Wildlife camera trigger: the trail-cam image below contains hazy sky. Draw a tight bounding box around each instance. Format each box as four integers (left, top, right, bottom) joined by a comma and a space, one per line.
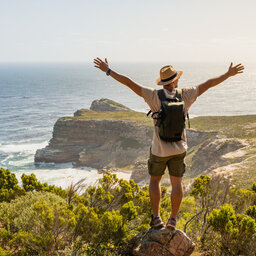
1, 0, 255, 63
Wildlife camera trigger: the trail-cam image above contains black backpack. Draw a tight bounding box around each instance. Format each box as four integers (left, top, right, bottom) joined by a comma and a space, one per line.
147, 89, 190, 142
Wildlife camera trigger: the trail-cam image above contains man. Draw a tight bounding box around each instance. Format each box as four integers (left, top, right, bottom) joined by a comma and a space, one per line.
93, 57, 244, 229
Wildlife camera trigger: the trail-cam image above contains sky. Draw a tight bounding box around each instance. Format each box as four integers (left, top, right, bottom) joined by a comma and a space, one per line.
0, 0, 256, 63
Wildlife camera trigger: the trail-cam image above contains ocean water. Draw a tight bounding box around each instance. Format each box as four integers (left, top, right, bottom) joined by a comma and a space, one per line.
0, 62, 255, 188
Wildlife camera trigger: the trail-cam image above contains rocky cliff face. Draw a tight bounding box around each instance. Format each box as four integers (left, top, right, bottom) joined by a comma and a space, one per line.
35, 99, 152, 169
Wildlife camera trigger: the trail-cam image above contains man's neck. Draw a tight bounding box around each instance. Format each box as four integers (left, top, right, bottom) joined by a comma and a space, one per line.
163, 85, 176, 91
164, 88, 176, 94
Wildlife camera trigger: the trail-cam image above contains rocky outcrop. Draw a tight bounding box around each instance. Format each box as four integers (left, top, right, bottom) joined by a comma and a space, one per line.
129, 227, 195, 256
35, 117, 152, 168
186, 137, 247, 177
35, 99, 152, 168
90, 98, 131, 112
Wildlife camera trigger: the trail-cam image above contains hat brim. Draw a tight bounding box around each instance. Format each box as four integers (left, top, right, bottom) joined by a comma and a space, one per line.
156, 71, 183, 86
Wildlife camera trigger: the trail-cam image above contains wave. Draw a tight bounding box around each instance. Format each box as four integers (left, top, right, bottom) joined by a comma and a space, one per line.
0, 141, 48, 154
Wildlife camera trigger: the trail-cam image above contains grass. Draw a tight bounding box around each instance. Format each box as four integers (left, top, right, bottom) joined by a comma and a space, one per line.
62, 112, 256, 139
60, 111, 153, 126
190, 115, 256, 139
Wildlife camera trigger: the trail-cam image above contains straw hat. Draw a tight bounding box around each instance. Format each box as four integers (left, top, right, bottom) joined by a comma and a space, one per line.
156, 65, 183, 86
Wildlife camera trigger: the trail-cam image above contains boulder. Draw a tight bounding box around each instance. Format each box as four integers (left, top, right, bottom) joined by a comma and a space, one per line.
130, 227, 195, 256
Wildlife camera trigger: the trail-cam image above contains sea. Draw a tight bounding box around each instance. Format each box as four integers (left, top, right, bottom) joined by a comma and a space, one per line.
0, 62, 255, 189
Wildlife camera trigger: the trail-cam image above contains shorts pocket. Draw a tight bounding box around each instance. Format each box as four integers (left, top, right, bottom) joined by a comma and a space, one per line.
148, 160, 166, 176
167, 152, 186, 177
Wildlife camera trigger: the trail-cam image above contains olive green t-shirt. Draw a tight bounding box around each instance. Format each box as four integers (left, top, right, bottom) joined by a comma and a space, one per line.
141, 86, 199, 157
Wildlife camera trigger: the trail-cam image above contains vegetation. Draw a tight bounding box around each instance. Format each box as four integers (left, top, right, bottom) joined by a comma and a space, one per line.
190, 115, 256, 139
0, 167, 255, 255
61, 110, 152, 126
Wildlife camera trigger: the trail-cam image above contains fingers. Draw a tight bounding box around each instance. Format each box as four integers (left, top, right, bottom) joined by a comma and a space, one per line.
94, 57, 109, 66
229, 62, 245, 74
94, 61, 100, 66
94, 58, 101, 64
235, 64, 244, 72
234, 63, 242, 68
96, 57, 103, 62
93, 58, 99, 62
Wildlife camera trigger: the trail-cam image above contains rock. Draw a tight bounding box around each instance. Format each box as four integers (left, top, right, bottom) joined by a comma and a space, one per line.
130, 227, 195, 256
187, 138, 246, 177
35, 116, 153, 168
90, 98, 132, 112
73, 109, 91, 117
130, 160, 149, 184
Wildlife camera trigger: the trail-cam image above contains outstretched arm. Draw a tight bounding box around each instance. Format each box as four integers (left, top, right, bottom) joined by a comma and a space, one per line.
197, 62, 245, 96
93, 57, 143, 97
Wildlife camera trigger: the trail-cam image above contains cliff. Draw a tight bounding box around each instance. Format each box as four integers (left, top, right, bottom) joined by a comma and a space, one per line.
35, 99, 153, 169
35, 99, 256, 188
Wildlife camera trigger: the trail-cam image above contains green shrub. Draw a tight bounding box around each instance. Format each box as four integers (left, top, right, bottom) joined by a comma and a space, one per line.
100, 210, 127, 244
246, 205, 256, 220
21, 173, 66, 198
0, 247, 12, 256
252, 182, 256, 192
121, 201, 139, 221
0, 168, 25, 202
208, 204, 256, 255
190, 175, 211, 197
0, 191, 76, 255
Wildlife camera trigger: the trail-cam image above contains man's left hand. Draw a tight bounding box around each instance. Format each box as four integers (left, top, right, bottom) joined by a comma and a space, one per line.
227, 62, 244, 76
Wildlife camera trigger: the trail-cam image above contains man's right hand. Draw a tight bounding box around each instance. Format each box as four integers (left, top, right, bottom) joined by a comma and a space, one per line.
93, 57, 109, 72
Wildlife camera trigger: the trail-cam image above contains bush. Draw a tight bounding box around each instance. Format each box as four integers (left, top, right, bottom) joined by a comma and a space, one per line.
21, 173, 66, 198
0, 191, 76, 255
0, 168, 25, 202
208, 204, 256, 255
2, 168, 256, 255
246, 205, 256, 220
121, 201, 139, 221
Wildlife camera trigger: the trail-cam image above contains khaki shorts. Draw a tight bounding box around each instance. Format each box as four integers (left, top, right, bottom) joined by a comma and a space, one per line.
147, 149, 186, 177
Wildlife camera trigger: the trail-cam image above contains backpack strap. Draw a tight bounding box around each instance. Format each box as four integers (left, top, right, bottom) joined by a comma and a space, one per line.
175, 89, 182, 101
157, 89, 167, 102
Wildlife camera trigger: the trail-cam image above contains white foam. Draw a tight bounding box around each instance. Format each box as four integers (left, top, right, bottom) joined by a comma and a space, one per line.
0, 141, 48, 154
1, 153, 14, 164
8, 155, 34, 166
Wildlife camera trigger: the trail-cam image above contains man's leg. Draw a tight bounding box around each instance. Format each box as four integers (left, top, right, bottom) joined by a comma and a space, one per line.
169, 176, 183, 219
149, 175, 162, 218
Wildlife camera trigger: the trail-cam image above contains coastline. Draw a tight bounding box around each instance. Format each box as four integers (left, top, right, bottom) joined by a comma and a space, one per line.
1, 96, 256, 190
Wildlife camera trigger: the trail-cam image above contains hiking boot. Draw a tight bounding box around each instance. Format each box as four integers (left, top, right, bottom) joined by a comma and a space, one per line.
166, 217, 177, 230
150, 214, 164, 229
